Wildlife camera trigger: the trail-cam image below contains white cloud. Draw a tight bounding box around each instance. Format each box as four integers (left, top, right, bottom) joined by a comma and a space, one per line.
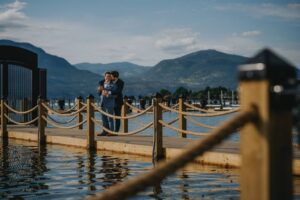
0, 0, 27, 29
0, 1, 299, 67
216, 3, 300, 20
155, 29, 200, 54
241, 30, 261, 37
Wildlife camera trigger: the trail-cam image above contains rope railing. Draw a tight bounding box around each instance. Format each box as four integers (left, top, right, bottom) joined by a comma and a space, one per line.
88, 107, 258, 200
4, 103, 38, 115
184, 116, 216, 129
159, 120, 208, 136
92, 117, 153, 136
159, 103, 240, 117
131, 118, 153, 127
42, 116, 87, 129
125, 102, 150, 113
165, 117, 179, 125
80, 102, 87, 107
184, 102, 215, 113
171, 103, 179, 109
131, 117, 178, 128
4, 114, 38, 126
92, 103, 154, 120
51, 103, 78, 114
47, 114, 78, 125
42, 103, 87, 117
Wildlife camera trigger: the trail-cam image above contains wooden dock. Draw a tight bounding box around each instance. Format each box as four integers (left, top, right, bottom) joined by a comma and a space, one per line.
6, 125, 300, 175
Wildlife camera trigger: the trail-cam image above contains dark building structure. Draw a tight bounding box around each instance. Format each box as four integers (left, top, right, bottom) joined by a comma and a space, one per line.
0, 45, 47, 121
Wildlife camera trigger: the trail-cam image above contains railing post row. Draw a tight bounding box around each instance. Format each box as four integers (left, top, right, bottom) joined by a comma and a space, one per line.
1, 98, 8, 138
38, 98, 46, 145
76, 96, 83, 130
86, 95, 95, 149
122, 96, 128, 133
239, 49, 296, 200
153, 93, 163, 161
178, 96, 186, 138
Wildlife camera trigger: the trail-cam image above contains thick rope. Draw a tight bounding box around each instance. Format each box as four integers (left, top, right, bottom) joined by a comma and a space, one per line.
47, 114, 78, 124
93, 103, 154, 120
159, 120, 208, 136
52, 103, 78, 114
43, 103, 87, 117
184, 116, 216, 129
42, 116, 87, 129
171, 103, 179, 109
80, 102, 87, 107
184, 102, 215, 113
98, 122, 153, 136
159, 103, 239, 117
131, 118, 153, 128
125, 102, 145, 113
4, 103, 38, 115
4, 114, 38, 125
91, 117, 102, 124
88, 107, 258, 200
167, 117, 179, 125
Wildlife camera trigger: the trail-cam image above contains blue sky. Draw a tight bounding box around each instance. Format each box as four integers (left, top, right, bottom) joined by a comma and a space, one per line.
0, 0, 300, 66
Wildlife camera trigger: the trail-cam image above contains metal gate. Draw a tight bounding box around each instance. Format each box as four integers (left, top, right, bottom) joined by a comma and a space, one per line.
0, 45, 47, 122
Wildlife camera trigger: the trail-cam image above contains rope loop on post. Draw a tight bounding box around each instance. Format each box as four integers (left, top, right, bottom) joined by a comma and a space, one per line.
4, 103, 38, 115
88, 107, 258, 200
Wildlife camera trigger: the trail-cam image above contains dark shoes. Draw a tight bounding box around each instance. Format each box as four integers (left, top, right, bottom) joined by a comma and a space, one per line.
97, 132, 116, 136
97, 132, 107, 136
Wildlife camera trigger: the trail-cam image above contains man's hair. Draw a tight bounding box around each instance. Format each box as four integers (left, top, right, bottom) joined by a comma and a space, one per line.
104, 71, 111, 76
111, 71, 119, 78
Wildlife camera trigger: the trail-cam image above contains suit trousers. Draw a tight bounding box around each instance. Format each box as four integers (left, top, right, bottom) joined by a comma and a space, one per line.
102, 106, 114, 133
114, 105, 122, 132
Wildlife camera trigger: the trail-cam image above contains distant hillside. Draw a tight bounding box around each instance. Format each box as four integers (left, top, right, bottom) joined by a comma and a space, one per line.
0, 40, 254, 97
0, 40, 100, 98
74, 62, 149, 78
142, 49, 248, 91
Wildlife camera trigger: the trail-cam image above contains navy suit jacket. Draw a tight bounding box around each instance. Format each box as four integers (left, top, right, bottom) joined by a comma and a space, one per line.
112, 79, 124, 107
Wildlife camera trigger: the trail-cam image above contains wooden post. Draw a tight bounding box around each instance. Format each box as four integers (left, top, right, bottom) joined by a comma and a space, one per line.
76, 96, 83, 130
0, 98, 8, 138
38, 98, 46, 145
122, 96, 128, 133
153, 93, 164, 161
21, 98, 28, 122
239, 49, 296, 200
178, 96, 187, 138
86, 95, 95, 149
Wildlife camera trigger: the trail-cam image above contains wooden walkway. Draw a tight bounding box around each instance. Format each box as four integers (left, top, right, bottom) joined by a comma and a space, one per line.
6, 125, 300, 175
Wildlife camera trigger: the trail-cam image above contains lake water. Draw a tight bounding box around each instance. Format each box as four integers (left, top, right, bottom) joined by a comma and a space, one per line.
2, 109, 300, 199
0, 139, 242, 199
1, 139, 300, 199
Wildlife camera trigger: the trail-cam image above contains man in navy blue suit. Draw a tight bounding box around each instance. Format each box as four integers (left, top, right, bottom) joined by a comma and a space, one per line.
111, 71, 124, 132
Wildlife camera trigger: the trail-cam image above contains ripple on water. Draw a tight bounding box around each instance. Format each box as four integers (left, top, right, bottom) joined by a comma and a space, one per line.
1, 139, 300, 199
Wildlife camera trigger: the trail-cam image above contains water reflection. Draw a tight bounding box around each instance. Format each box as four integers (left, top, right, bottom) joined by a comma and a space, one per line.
99, 155, 130, 189
0, 139, 49, 199
179, 172, 190, 200
1, 139, 299, 199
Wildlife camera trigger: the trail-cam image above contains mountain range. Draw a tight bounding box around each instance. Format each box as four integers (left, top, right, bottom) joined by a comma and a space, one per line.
0, 39, 250, 98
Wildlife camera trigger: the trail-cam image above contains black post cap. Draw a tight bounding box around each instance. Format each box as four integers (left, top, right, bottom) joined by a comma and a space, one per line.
87, 94, 94, 99
239, 48, 297, 111
239, 48, 297, 84
152, 92, 162, 99
179, 94, 186, 99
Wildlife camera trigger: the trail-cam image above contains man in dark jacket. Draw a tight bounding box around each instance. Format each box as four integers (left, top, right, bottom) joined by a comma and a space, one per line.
111, 71, 124, 132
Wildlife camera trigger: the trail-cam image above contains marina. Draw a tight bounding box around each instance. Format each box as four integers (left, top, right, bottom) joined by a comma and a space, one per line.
1, 27, 300, 199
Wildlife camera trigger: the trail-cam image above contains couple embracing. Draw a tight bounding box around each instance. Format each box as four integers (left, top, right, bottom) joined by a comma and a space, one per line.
97, 71, 124, 136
